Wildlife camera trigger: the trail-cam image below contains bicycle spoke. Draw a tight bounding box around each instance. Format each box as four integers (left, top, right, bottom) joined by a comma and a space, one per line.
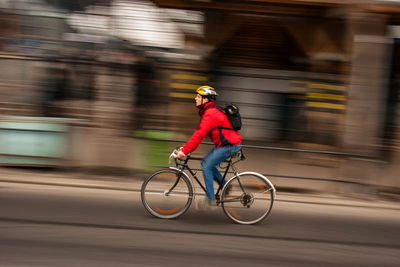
219, 196, 242, 203
145, 191, 192, 197
252, 187, 273, 199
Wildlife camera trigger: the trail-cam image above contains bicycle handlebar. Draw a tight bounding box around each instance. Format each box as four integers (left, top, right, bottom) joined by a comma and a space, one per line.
169, 148, 192, 165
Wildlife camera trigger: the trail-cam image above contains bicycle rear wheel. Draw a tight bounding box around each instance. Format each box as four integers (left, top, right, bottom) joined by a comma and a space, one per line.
221, 172, 275, 224
141, 168, 193, 219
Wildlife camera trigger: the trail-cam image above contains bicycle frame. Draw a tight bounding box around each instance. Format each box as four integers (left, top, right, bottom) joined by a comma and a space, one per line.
142, 150, 275, 224
171, 154, 240, 203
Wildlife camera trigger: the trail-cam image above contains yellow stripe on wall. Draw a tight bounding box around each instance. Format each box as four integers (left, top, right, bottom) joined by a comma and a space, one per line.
171, 74, 208, 81
307, 93, 346, 101
170, 83, 199, 90
169, 92, 196, 99
306, 102, 346, 110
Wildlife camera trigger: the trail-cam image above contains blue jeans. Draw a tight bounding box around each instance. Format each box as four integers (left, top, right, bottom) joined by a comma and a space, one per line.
201, 143, 242, 200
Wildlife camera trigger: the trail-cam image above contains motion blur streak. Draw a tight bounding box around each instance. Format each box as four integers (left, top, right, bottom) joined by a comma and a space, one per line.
1, 0, 400, 265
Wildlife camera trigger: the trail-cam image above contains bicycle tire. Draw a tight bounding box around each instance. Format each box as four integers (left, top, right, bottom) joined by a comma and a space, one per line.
141, 168, 193, 219
221, 172, 275, 224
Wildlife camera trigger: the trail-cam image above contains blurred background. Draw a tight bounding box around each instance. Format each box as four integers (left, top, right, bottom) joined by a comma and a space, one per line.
1, 0, 400, 197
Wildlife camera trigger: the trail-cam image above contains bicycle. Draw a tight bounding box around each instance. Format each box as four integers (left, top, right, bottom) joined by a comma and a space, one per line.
140, 148, 276, 224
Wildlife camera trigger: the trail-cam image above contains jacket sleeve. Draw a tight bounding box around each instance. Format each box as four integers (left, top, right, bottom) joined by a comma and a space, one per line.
181, 111, 218, 155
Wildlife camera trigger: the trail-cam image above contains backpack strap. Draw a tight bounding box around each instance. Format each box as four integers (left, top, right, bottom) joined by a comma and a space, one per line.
213, 107, 235, 131
217, 127, 233, 146
212, 106, 237, 146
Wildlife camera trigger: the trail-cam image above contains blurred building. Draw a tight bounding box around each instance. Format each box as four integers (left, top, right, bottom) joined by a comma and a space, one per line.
1, 0, 400, 190
152, 0, 398, 154
151, 0, 400, 190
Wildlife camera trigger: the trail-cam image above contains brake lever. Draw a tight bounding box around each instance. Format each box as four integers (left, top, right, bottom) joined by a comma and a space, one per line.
169, 149, 178, 164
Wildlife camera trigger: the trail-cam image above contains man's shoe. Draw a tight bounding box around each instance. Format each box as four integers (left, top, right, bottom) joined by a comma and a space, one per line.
196, 197, 217, 211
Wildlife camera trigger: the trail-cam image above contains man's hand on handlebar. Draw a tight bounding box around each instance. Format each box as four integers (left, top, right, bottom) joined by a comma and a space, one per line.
169, 147, 186, 164
176, 148, 186, 159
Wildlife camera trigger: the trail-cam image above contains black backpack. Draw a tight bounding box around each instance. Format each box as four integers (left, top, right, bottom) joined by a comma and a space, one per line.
220, 103, 242, 131
216, 103, 242, 146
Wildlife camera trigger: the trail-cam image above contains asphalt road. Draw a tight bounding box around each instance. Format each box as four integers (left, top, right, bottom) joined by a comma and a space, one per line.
0, 181, 399, 266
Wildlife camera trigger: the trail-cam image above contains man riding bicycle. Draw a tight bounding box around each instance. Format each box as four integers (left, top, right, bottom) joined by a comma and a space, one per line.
176, 85, 242, 208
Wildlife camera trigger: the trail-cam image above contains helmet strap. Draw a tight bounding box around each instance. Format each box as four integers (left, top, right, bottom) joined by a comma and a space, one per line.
201, 96, 209, 105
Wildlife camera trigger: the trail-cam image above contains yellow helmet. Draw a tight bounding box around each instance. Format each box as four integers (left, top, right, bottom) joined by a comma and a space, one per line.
196, 85, 218, 97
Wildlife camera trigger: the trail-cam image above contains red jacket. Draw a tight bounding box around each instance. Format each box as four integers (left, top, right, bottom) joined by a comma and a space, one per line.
181, 101, 242, 155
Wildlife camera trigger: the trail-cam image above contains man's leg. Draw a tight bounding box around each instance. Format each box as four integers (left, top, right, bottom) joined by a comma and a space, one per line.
201, 146, 232, 200
212, 167, 224, 186
212, 144, 242, 186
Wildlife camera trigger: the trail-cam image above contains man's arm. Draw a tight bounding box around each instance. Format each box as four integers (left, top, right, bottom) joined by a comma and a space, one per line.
180, 111, 217, 155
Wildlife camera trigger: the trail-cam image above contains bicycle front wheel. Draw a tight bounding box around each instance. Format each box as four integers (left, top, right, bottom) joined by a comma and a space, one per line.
141, 168, 193, 219
221, 172, 275, 224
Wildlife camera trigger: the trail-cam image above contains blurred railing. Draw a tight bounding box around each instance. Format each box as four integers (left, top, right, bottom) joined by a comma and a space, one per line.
138, 137, 386, 187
